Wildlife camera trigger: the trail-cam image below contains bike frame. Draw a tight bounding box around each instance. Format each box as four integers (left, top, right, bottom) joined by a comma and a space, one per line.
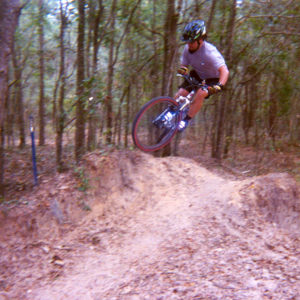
175, 90, 195, 114
131, 73, 209, 152
175, 73, 208, 116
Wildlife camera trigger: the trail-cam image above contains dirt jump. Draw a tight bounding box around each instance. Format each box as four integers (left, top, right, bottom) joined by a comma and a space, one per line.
0, 150, 299, 299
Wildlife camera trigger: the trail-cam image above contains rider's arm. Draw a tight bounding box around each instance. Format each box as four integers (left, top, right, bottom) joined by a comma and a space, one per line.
207, 65, 229, 96
218, 65, 229, 87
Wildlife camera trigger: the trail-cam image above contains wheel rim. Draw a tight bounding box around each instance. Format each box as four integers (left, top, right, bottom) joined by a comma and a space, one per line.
132, 98, 180, 152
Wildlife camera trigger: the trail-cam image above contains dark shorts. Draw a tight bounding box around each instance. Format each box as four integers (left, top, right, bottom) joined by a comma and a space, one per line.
179, 70, 219, 96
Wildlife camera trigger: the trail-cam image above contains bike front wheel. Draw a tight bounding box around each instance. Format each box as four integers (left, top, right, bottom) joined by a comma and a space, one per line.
132, 97, 181, 152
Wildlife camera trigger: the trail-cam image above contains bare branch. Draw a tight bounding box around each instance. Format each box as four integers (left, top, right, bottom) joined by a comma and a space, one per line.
113, 0, 142, 66
261, 31, 300, 37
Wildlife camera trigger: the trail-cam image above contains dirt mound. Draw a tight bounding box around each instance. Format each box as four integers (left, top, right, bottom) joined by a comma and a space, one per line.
237, 173, 300, 234
84, 150, 300, 235
83, 150, 152, 216
0, 150, 299, 299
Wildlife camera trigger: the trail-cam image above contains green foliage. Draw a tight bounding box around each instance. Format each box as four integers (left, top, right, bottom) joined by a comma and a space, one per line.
74, 166, 90, 192
277, 81, 292, 117
8, 0, 300, 159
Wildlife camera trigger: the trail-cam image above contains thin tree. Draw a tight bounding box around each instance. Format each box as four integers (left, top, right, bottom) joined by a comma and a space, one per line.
56, 0, 68, 170
206, 0, 217, 33
161, 0, 178, 96
0, 0, 21, 195
87, 0, 104, 150
161, 0, 178, 156
12, 42, 26, 148
38, 0, 45, 145
106, 0, 141, 144
212, 0, 236, 160
75, 0, 86, 162
105, 0, 117, 145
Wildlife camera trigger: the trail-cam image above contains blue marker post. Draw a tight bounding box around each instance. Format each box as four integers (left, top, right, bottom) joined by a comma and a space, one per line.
30, 115, 38, 186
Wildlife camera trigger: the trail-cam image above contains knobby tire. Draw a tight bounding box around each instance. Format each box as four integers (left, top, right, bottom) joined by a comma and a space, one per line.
132, 97, 181, 152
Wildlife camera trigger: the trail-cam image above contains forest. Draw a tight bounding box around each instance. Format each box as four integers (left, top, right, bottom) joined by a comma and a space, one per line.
0, 0, 299, 195
1, 1, 300, 297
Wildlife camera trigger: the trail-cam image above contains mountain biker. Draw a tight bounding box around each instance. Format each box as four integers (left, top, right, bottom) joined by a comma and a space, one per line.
176, 20, 229, 131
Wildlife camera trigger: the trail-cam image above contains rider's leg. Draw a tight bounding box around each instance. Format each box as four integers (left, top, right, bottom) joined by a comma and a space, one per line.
186, 88, 208, 118
175, 88, 189, 99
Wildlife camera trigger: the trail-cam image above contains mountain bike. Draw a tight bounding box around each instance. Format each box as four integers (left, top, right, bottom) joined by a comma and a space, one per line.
132, 74, 209, 152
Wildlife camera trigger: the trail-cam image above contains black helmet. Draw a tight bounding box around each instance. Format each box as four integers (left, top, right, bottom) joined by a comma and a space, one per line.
181, 20, 206, 42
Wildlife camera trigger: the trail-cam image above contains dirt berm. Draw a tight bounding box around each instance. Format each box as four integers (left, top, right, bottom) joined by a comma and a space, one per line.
0, 150, 299, 299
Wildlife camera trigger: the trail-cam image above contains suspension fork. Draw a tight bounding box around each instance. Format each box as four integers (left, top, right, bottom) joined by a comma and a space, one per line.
176, 90, 195, 112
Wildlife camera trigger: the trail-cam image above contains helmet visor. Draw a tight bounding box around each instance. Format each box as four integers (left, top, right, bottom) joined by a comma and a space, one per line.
181, 32, 194, 42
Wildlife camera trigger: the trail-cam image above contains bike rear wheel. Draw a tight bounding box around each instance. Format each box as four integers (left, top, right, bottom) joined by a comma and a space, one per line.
132, 97, 181, 152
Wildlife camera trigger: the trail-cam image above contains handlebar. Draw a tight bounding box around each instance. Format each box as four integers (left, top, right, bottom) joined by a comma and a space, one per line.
176, 73, 208, 90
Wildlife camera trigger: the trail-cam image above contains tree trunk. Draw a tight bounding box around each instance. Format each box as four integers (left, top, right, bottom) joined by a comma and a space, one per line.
75, 0, 86, 162
268, 77, 277, 145
5, 76, 15, 147
212, 0, 236, 160
87, 0, 104, 151
106, 0, 140, 145
124, 85, 131, 148
92, 0, 104, 75
106, 0, 117, 144
161, 0, 178, 157
56, 0, 67, 170
12, 44, 25, 148
38, 0, 45, 146
206, 0, 218, 33
0, 0, 20, 196
161, 0, 177, 96
150, 0, 160, 99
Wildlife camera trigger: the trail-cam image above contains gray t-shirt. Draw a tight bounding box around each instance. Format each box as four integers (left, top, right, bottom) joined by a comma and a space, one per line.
181, 41, 226, 79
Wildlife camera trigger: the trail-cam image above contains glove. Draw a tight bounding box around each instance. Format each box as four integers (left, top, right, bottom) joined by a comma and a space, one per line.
177, 66, 189, 75
208, 83, 223, 95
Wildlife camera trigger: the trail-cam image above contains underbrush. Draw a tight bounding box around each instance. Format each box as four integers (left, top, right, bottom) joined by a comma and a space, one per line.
2, 138, 299, 203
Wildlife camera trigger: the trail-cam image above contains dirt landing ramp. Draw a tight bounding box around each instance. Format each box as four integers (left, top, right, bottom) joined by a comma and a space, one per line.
237, 173, 300, 235
1, 150, 299, 299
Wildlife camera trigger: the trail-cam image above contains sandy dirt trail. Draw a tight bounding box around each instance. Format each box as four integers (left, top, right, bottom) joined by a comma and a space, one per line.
1, 151, 299, 299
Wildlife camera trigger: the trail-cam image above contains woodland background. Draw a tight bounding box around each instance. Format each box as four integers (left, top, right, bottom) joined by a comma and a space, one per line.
0, 0, 299, 195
